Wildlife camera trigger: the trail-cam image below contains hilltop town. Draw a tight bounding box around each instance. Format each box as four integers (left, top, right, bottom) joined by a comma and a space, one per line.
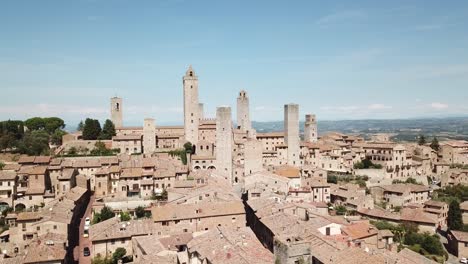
1, 66, 468, 264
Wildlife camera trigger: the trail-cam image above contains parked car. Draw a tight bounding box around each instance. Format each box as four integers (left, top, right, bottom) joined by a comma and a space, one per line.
84, 217, 91, 227
83, 247, 90, 257
460, 257, 468, 264
83, 229, 89, 238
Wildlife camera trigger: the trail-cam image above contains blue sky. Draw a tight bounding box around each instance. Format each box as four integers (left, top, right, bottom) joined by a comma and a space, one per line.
1, 0, 468, 127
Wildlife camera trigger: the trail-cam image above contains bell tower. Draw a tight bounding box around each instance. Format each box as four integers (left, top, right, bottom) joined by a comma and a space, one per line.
110, 97, 123, 128
183, 65, 199, 145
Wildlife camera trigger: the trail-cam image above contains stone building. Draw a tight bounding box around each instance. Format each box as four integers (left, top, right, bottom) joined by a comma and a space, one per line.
110, 96, 123, 128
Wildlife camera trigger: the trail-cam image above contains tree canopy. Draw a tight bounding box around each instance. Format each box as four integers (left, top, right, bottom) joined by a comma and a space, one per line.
82, 118, 102, 140
418, 135, 426, 146
430, 137, 440, 151
448, 200, 463, 231
99, 119, 116, 140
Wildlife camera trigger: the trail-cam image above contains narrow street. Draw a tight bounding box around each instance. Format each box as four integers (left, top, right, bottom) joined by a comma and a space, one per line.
74, 194, 95, 264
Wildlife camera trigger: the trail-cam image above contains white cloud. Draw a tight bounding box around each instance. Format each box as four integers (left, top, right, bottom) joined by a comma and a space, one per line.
430, 102, 449, 110
368, 104, 392, 110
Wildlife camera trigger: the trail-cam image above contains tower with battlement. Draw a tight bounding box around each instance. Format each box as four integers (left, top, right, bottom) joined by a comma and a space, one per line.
183, 65, 200, 145
285, 104, 300, 166
216, 106, 233, 183
304, 114, 318, 143
143, 118, 156, 154
110, 97, 123, 128
237, 90, 252, 134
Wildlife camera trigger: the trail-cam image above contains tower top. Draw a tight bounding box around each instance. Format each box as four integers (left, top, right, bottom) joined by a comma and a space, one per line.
238, 90, 248, 98
185, 65, 196, 78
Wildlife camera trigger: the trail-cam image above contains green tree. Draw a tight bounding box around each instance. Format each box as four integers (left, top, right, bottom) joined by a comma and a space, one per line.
112, 248, 127, 264
184, 141, 193, 154
18, 130, 50, 155
135, 206, 146, 219
120, 211, 131, 221
421, 234, 444, 255
327, 175, 338, 184
51, 129, 67, 145
90, 141, 116, 156
0, 162, 4, 170
43, 117, 65, 134
68, 146, 78, 156
0, 133, 16, 152
101, 206, 115, 222
24, 117, 45, 131
100, 119, 116, 140
418, 135, 426, 146
354, 161, 364, 169
405, 178, 418, 184
448, 200, 463, 230
82, 118, 102, 140
335, 205, 347, 215
430, 137, 440, 152
91, 255, 112, 264
77, 121, 84, 131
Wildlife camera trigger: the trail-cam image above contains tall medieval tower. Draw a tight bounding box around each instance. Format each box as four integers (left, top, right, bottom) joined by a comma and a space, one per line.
183, 65, 199, 145
216, 106, 233, 183
110, 97, 123, 128
304, 114, 318, 142
143, 118, 156, 154
237, 90, 252, 133
284, 104, 300, 166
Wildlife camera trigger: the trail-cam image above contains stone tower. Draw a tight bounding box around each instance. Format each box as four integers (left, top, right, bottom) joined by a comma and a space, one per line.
143, 118, 156, 154
215, 106, 233, 183
284, 104, 300, 166
304, 114, 318, 142
110, 97, 123, 128
237, 90, 252, 133
244, 139, 263, 176
183, 65, 199, 145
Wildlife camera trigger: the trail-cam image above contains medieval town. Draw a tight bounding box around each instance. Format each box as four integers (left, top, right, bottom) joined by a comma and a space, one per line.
0, 65, 467, 264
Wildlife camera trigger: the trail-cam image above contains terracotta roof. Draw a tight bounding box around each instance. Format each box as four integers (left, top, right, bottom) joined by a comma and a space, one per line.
342, 222, 378, 240
121, 167, 143, 178
187, 227, 273, 264
152, 201, 245, 222
379, 184, 430, 194
113, 135, 142, 140
58, 168, 76, 180
34, 156, 51, 164
274, 165, 300, 178
17, 212, 42, 221
400, 208, 437, 225
2, 163, 21, 171
23, 233, 67, 264
65, 186, 88, 202
424, 200, 447, 208
29, 166, 47, 175
18, 156, 35, 164
0, 171, 17, 181
109, 165, 121, 174
26, 186, 45, 195
256, 132, 284, 138
450, 230, 468, 242
73, 159, 101, 168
